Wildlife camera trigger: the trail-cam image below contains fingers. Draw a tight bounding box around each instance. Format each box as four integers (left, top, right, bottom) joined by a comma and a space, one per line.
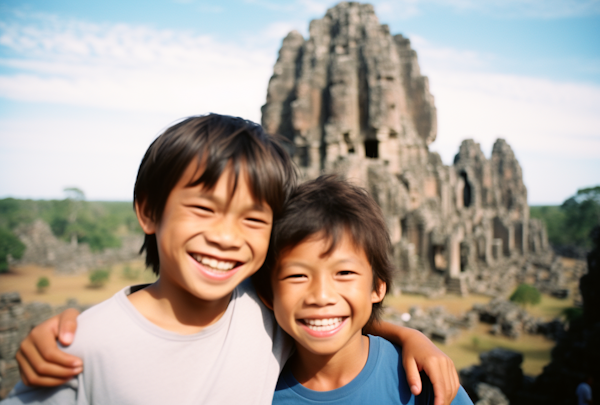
29, 316, 82, 368
16, 344, 78, 387
427, 357, 457, 405
15, 314, 83, 387
403, 354, 422, 396
449, 358, 460, 398
57, 308, 80, 346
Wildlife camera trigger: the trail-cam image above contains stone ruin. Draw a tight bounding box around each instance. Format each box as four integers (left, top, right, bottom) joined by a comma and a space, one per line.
261, 1, 552, 296
460, 348, 524, 405
0, 292, 89, 398
383, 298, 565, 346
12, 219, 143, 274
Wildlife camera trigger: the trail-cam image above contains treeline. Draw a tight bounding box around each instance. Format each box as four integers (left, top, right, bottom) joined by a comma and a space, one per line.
0, 190, 141, 271
530, 185, 600, 255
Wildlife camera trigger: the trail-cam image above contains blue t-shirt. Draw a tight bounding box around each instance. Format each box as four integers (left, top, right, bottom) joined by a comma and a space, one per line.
273, 335, 473, 405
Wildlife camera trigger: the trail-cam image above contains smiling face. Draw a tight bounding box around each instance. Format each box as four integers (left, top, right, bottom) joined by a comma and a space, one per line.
138, 161, 273, 305
271, 232, 386, 358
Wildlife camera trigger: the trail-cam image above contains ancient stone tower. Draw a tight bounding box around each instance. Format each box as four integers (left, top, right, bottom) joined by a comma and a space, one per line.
262, 2, 550, 296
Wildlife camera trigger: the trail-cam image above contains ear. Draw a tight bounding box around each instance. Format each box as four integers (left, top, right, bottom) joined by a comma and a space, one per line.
135, 200, 157, 235
371, 279, 387, 304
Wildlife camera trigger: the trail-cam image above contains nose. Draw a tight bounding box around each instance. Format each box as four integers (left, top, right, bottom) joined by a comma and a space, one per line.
204, 215, 243, 250
305, 275, 337, 307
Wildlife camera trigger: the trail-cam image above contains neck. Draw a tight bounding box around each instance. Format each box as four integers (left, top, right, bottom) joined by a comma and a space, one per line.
128, 278, 232, 334
291, 333, 370, 391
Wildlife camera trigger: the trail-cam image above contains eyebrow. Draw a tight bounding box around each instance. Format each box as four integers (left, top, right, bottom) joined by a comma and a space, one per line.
195, 190, 271, 213
281, 258, 361, 270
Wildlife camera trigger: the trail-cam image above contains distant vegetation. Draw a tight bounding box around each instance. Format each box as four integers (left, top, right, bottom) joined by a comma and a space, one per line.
510, 283, 541, 308
0, 227, 26, 271
0, 189, 141, 272
530, 185, 600, 253
36, 276, 50, 293
89, 268, 111, 288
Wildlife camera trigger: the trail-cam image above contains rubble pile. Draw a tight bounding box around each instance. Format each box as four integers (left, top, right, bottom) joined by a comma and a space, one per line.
460, 348, 527, 404
473, 382, 510, 405
472, 298, 565, 340
384, 305, 478, 344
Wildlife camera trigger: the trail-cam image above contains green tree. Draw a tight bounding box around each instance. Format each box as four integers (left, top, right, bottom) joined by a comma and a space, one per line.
0, 197, 138, 255
560, 186, 600, 250
510, 283, 542, 307
530, 185, 600, 252
63, 187, 85, 246
0, 227, 26, 272
36, 276, 50, 293
89, 268, 110, 288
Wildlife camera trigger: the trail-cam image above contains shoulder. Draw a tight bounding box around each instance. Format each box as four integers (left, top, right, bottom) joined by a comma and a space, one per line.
74, 286, 133, 326
60, 287, 137, 356
451, 386, 474, 405
234, 278, 290, 338
370, 335, 403, 368
232, 279, 275, 326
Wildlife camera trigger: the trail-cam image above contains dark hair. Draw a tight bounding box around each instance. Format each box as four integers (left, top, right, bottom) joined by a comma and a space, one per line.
253, 175, 394, 324
134, 113, 297, 275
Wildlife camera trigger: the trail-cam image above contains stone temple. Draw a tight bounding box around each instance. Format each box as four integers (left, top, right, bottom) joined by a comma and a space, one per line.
261, 2, 551, 296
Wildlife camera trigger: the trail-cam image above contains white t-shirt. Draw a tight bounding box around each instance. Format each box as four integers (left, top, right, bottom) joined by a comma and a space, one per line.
576, 382, 592, 405
3, 280, 293, 405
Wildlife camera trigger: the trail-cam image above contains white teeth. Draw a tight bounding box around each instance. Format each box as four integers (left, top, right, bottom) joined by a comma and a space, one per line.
303, 318, 343, 331
192, 254, 236, 272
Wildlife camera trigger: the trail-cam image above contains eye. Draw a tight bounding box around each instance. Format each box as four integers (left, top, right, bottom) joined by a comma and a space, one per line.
194, 205, 214, 213
283, 273, 307, 280
244, 213, 271, 227
246, 217, 267, 224
337, 270, 355, 277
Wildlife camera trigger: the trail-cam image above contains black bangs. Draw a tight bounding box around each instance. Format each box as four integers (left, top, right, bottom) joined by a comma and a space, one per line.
186, 120, 291, 219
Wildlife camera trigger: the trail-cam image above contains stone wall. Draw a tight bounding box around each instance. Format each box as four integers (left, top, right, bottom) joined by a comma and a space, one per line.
12, 219, 143, 274
261, 1, 551, 295
0, 292, 89, 398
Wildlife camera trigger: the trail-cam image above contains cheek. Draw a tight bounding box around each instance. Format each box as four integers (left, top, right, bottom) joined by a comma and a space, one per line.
272, 284, 295, 319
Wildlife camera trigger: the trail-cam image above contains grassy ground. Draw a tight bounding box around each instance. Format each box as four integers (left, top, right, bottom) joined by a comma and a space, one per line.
432, 324, 556, 376
0, 261, 157, 306
0, 258, 581, 376
385, 279, 576, 376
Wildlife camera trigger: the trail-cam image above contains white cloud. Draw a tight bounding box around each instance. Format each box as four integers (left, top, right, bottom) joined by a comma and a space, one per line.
297, 0, 329, 15
375, 0, 422, 19
420, 57, 600, 162
258, 21, 305, 42
1, 8, 598, 203
413, 38, 600, 203
0, 110, 172, 200
0, 13, 276, 122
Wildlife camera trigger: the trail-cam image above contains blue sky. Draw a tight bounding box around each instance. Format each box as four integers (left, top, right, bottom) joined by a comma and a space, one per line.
0, 0, 599, 204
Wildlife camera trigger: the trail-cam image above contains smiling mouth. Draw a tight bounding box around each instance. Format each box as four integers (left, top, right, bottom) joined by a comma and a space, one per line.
300, 317, 345, 332
191, 253, 239, 272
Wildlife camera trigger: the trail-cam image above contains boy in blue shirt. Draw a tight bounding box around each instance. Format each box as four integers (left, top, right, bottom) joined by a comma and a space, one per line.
254, 176, 473, 404
8, 114, 459, 405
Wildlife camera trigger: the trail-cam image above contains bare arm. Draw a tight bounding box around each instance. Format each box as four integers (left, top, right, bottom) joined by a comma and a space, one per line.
16, 308, 83, 386
365, 320, 459, 405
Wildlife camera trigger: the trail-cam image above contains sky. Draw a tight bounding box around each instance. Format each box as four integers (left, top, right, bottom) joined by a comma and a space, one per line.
0, 0, 599, 205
